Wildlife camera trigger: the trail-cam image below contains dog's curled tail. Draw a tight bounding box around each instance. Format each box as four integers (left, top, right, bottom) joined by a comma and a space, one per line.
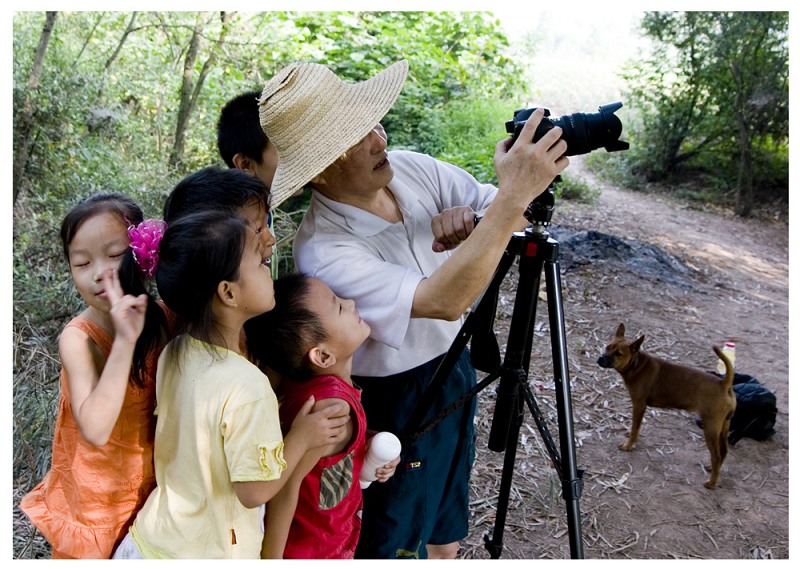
712, 345, 735, 390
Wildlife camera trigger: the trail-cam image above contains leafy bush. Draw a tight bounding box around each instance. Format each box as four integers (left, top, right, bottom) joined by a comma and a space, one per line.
555, 172, 600, 203
416, 96, 518, 184
616, 11, 788, 215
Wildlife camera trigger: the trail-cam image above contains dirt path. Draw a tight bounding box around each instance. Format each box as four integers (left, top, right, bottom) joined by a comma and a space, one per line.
462, 162, 789, 559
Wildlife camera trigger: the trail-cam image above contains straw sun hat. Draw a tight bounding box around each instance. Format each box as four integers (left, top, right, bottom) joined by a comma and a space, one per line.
258, 59, 409, 209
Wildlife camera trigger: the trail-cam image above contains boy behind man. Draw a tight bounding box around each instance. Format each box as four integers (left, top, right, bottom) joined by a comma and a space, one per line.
217, 90, 278, 190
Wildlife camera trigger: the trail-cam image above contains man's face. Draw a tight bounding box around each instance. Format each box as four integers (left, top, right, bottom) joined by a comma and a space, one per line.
315, 125, 393, 200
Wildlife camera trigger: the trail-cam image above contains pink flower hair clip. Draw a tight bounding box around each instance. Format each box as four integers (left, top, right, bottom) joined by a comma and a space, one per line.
127, 219, 167, 278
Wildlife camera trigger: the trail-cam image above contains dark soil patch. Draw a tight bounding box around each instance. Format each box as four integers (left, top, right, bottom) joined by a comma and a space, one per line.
550, 226, 698, 287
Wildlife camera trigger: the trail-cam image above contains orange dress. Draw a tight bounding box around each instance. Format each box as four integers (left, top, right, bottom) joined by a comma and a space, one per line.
20, 316, 158, 559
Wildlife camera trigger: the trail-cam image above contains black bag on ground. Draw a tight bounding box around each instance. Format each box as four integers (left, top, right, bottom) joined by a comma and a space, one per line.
728, 373, 777, 445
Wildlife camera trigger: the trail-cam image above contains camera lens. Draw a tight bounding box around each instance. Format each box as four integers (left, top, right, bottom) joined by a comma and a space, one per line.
506, 102, 629, 156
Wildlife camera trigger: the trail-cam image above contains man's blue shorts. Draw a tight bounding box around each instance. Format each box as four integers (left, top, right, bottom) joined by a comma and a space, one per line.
353, 349, 477, 559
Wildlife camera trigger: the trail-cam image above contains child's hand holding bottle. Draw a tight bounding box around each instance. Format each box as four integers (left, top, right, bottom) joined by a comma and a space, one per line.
360, 432, 402, 488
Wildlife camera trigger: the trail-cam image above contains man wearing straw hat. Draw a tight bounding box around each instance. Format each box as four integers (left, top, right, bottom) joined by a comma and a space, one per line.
259, 60, 568, 559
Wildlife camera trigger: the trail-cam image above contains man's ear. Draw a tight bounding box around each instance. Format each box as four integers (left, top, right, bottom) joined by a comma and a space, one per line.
308, 346, 336, 369
310, 172, 327, 186
216, 280, 238, 307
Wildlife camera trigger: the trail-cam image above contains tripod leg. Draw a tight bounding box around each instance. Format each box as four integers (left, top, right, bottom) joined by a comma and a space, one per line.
484, 386, 524, 559
544, 260, 584, 559
488, 248, 542, 452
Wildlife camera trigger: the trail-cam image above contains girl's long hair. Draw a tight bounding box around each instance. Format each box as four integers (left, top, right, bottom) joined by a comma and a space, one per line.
155, 209, 249, 352
61, 192, 170, 388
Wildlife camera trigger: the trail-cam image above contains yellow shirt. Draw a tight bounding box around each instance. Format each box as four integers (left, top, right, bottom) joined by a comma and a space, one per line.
130, 336, 285, 558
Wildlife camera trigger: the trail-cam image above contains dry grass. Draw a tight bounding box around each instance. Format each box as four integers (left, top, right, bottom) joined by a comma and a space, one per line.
12, 316, 61, 559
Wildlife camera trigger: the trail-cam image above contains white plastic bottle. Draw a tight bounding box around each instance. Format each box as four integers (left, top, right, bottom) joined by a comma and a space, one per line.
716, 341, 736, 376
359, 432, 402, 489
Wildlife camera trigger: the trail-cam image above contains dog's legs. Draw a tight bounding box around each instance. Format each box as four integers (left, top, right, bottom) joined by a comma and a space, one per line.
719, 418, 730, 464
620, 403, 646, 451
702, 419, 724, 489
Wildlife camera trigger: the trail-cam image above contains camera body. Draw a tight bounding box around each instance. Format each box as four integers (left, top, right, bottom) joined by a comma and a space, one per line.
506, 101, 629, 156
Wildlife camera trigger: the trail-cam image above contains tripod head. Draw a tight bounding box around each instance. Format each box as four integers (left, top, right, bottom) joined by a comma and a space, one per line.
523, 176, 560, 233
474, 176, 560, 236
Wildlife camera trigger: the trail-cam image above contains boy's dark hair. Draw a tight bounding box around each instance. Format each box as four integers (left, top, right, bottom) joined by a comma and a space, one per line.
156, 210, 248, 349
62, 192, 170, 388
244, 273, 328, 382
217, 90, 268, 169
163, 166, 270, 223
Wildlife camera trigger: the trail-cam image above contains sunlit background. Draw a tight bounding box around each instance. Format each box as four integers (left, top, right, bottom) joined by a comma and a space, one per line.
491, 8, 647, 113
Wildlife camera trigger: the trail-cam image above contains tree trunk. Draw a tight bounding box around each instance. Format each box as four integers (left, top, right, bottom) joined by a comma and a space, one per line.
735, 121, 754, 217
13, 11, 58, 205
168, 12, 205, 170
189, 12, 234, 120
730, 61, 754, 217
168, 12, 234, 171
96, 12, 138, 101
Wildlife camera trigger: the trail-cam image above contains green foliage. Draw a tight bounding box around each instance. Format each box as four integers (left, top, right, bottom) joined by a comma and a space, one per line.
555, 172, 600, 204
246, 11, 526, 149
618, 11, 788, 214
416, 97, 518, 184
13, 210, 79, 326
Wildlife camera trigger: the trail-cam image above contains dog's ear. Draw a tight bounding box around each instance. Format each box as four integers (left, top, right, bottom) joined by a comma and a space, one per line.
615, 323, 626, 338
630, 335, 645, 353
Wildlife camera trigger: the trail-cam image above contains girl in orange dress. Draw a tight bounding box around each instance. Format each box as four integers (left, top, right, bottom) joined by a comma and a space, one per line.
20, 193, 171, 558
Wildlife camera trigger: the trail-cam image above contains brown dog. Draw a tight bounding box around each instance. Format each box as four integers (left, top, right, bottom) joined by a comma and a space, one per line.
597, 323, 736, 489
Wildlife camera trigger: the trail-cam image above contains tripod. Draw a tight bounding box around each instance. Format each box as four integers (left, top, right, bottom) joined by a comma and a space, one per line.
401, 185, 585, 559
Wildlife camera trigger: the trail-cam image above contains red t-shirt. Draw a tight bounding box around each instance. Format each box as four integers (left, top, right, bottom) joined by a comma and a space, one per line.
278, 375, 367, 559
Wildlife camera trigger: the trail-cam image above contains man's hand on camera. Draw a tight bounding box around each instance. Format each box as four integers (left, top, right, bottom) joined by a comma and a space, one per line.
493, 108, 569, 210
431, 206, 477, 252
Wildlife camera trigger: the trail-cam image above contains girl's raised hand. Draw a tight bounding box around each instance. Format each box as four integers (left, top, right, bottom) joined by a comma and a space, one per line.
102, 268, 147, 345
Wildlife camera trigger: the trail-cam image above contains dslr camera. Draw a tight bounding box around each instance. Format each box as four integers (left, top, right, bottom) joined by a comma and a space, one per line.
506, 101, 629, 156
